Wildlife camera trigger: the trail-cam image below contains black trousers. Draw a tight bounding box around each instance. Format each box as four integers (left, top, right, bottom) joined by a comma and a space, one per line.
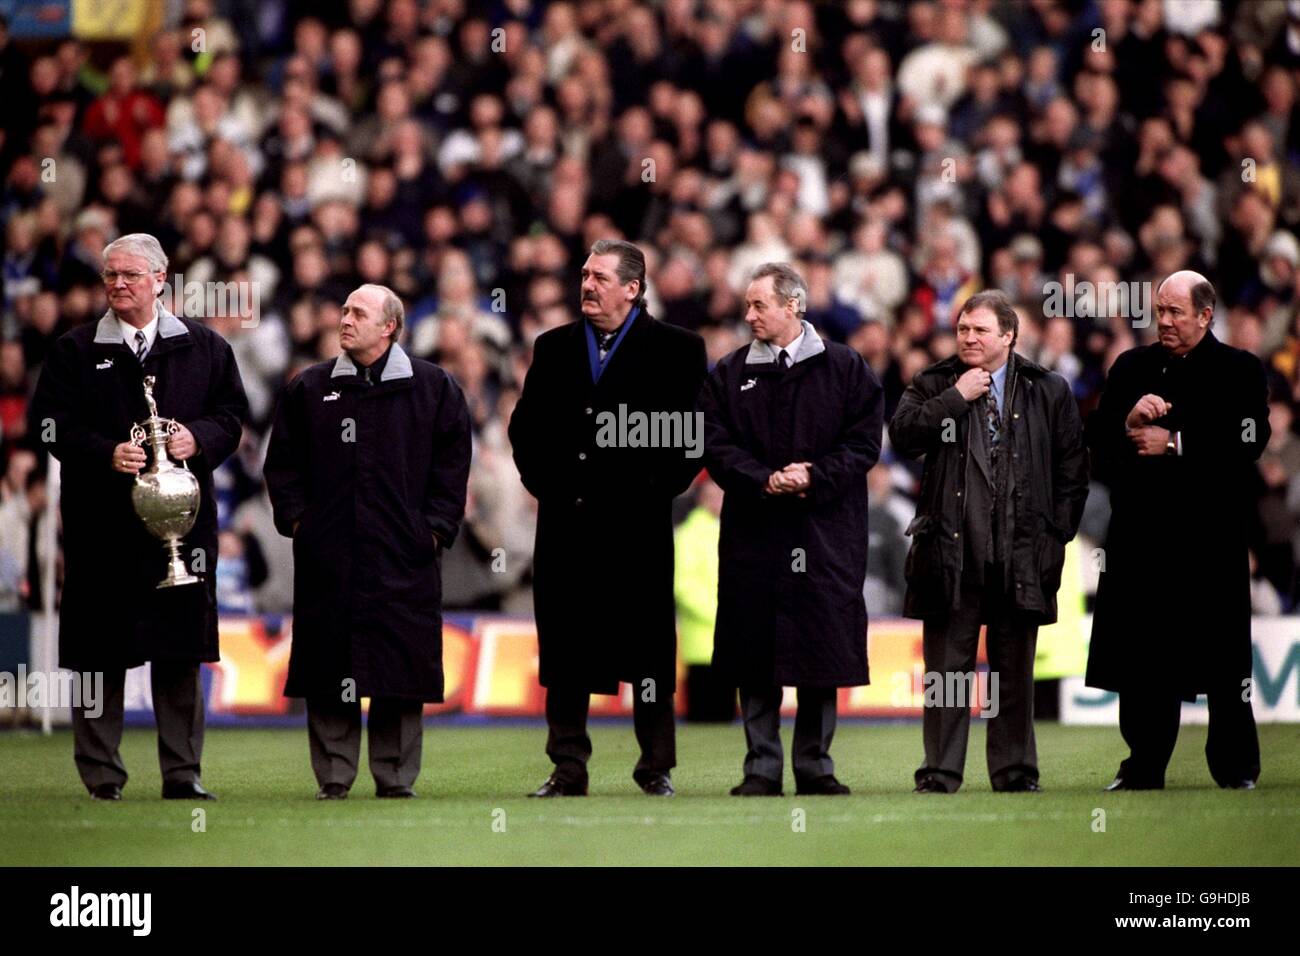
1117, 689, 1260, 788
917, 564, 1039, 792
73, 661, 205, 791
544, 686, 676, 785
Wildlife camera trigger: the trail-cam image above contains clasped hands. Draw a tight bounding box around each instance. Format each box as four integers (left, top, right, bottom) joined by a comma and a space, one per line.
766, 461, 812, 496
1125, 394, 1172, 457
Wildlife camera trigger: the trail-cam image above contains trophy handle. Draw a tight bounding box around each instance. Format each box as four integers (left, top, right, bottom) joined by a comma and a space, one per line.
164, 419, 191, 470
129, 424, 147, 448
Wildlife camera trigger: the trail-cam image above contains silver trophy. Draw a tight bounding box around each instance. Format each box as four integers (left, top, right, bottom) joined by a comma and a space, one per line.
129, 375, 201, 588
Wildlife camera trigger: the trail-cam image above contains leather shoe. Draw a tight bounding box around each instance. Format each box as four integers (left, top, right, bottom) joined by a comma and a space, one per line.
316, 783, 348, 800
1222, 779, 1257, 790
729, 774, 782, 796
162, 780, 216, 801
639, 773, 675, 796
795, 774, 850, 795
376, 785, 415, 798
90, 783, 122, 801
528, 774, 587, 797
1103, 776, 1163, 791
997, 777, 1043, 793
913, 777, 952, 794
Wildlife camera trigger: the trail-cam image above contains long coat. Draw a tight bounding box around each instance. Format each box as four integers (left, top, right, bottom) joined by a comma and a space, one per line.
700, 323, 884, 688
263, 343, 471, 702
28, 307, 248, 670
1086, 332, 1268, 699
509, 310, 707, 695
889, 352, 1088, 621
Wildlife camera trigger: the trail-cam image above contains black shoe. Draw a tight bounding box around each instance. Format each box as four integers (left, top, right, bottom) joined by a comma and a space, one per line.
89, 783, 122, 801
795, 774, 850, 795
729, 774, 782, 796
1103, 776, 1163, 791
316, 783, 349, 800
1221, 779, 1257, 790
639, 773, 675, 796
913, 776, 952, 794
162, 780, 217, 801
376, 785, 415, 799
997, 777, 1043, 793
528, 774, 587, 797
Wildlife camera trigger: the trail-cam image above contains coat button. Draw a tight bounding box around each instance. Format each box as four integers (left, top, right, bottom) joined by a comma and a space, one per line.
1013, 413, 1019, 419
575, 497, 584, 507
585, 407, 593, 415
953, 532, 960, 538
578, 452, 587, 460
956, 490, 962, 497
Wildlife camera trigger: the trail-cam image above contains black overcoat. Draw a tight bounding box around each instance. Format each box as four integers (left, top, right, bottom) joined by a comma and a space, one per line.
28, 307, 248, 670
508, 310, 707, 694
264, 343, 471, 702
700, 324, 884, 688
888, 353, 1088, 622
1085, 333, 1269, 699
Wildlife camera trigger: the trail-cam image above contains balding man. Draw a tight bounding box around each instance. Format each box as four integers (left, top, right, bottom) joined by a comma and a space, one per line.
1087, 271, 1269, 790
264, 284, 471, 799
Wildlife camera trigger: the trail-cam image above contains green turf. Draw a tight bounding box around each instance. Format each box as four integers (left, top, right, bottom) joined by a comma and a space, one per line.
1, 723, 1297, 865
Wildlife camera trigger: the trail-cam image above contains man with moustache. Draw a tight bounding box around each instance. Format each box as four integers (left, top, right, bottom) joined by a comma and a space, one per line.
700, 262, 884, 796
1087, 271, 1268, 790
890, 290, 1088, 794
264, 284, 471, 799
28, 232, 248, 801
509, 239, 707, 797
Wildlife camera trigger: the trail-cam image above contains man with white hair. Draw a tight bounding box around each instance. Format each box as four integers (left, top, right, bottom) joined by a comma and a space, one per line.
264, 283, 471, 799
28, 232, 249, 801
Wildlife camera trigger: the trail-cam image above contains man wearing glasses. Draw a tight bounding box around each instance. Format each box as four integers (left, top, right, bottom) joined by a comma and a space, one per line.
28, 233, 248, 801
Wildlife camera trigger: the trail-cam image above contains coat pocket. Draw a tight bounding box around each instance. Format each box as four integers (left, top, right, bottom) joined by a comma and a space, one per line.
903, 514, 939, 583
1036, 530, 1066, 595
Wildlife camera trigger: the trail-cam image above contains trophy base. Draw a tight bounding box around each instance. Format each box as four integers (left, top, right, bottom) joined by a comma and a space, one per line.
156, 575, 200, 589
157, 574, 200, 589
157, 556, 200, 589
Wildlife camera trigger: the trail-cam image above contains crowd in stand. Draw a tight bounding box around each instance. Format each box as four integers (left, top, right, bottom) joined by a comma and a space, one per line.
2, 0, 1299, 620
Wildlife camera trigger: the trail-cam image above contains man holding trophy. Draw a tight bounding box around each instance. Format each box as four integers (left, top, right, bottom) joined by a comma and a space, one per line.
28, 233, 249, 801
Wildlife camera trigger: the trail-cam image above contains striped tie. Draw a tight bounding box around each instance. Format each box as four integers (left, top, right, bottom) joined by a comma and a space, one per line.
134, 330, 148, 363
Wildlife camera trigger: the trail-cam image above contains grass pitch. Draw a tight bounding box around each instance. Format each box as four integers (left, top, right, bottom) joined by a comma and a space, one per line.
1, 722, 1297, 866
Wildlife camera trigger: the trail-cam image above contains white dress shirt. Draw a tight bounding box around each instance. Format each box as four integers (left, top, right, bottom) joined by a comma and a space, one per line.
118, 314, 160, 358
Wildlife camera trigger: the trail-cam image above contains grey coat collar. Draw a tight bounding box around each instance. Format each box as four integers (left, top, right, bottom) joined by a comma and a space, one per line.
331, 342, 414, 381
93, 303, 189, 344
745, 319, 826, 365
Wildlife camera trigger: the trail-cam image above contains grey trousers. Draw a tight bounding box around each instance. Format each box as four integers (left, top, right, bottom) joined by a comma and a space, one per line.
306, 697, 424, 791
917, 571, 1039, 791
739, 685, 838, 782
73, 661, 206, 791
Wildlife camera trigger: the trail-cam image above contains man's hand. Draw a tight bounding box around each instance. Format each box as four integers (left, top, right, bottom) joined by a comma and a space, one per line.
1129, 425, 1171, 456
765, 463, 812, 495
166, 424, 198, 461
765, 471, 793, 495
112, 441, 147, 474
781, 462, 811, 493
1125, 394, 1172, 430
955, 368, 992, 402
